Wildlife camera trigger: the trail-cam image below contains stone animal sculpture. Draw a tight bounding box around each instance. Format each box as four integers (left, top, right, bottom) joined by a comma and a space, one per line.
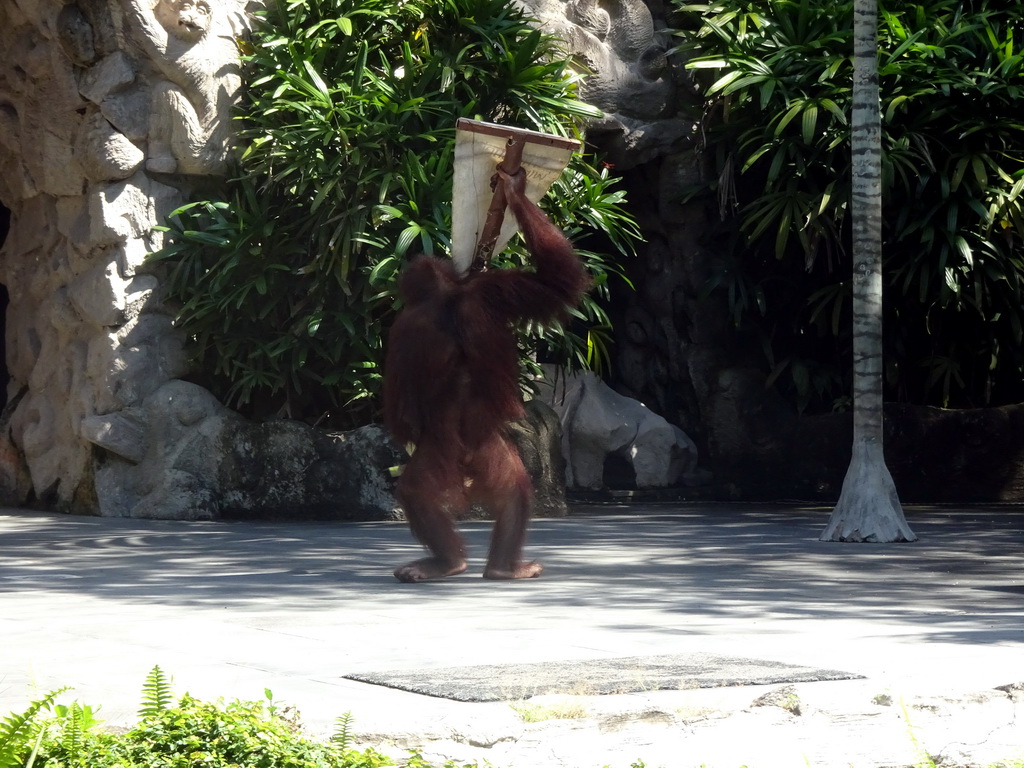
126, 0, 242, 175
383, 168, 590, 582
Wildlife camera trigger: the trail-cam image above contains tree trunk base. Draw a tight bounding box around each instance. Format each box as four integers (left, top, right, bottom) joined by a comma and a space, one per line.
821, 441, 917, 543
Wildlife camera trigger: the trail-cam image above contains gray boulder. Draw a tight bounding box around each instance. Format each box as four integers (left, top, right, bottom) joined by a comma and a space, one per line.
496, 399, 569, 518
87, 379, 566, 521
217, 420, 405, 521
537, 368, 704, 490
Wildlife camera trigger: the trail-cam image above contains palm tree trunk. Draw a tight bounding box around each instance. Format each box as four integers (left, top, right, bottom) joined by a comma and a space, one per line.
820, 0, 916, 543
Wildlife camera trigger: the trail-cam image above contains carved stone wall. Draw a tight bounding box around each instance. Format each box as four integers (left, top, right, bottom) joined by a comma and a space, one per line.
0, 0, 247, 514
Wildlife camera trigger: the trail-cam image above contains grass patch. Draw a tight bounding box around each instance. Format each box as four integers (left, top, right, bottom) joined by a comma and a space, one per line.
508, 697, 589, 723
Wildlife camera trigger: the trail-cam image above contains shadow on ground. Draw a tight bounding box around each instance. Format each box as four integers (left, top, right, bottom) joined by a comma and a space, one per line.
2, 504, 1022, 652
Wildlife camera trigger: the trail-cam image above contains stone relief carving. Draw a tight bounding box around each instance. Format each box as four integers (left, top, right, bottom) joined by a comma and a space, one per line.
516, 0, 693, 166
125, 0, 243, 175
0, 0, 248, 514
57, 2, 101, 66
518, 0, 672, 115
75, 111, 145, 182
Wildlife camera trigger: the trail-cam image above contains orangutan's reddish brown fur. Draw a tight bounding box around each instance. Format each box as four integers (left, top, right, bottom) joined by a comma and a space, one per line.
383, 169, 590, 582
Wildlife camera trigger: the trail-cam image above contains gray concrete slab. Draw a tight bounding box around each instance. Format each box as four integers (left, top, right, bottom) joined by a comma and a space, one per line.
1, 503, 1023, 768
345, 653, 863, 701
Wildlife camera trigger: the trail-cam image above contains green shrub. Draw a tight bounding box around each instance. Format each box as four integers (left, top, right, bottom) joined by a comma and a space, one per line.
2, 668, 405, 768
675, 0, 1024, 411
26, 692, 482, 768
151, 0, 638, 427
0, 689, 67, 768
35, 694, 385, 768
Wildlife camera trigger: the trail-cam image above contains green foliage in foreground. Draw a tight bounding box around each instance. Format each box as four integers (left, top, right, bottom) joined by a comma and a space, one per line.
675, 0, 1024, 412
0, 667, 472, 768
5, 669, 1024, 768
0, 688, 67, 768
150, 0, 638, 428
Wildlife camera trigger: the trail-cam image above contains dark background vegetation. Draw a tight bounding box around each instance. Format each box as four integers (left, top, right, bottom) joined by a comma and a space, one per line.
674, 0, 1024, 414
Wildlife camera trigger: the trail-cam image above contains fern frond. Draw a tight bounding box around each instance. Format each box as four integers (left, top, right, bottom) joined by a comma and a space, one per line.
138, 665, 174, 718
330, 712, 353, 752
57, 703, 83, 758
0, 688, 67, 768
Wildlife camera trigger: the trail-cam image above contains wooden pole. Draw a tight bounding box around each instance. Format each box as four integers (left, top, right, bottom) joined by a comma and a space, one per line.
469, 136, 525, 273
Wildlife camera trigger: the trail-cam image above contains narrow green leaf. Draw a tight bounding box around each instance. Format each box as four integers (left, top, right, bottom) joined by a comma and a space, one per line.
801, 103, 818, 144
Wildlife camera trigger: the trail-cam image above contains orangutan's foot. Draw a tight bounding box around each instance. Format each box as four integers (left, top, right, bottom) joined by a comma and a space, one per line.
483, 561, 544, 580
394, 557, 468, 583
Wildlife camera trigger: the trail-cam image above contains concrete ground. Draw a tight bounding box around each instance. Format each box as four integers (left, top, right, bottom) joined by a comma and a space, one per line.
1, 503, 1023, 768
